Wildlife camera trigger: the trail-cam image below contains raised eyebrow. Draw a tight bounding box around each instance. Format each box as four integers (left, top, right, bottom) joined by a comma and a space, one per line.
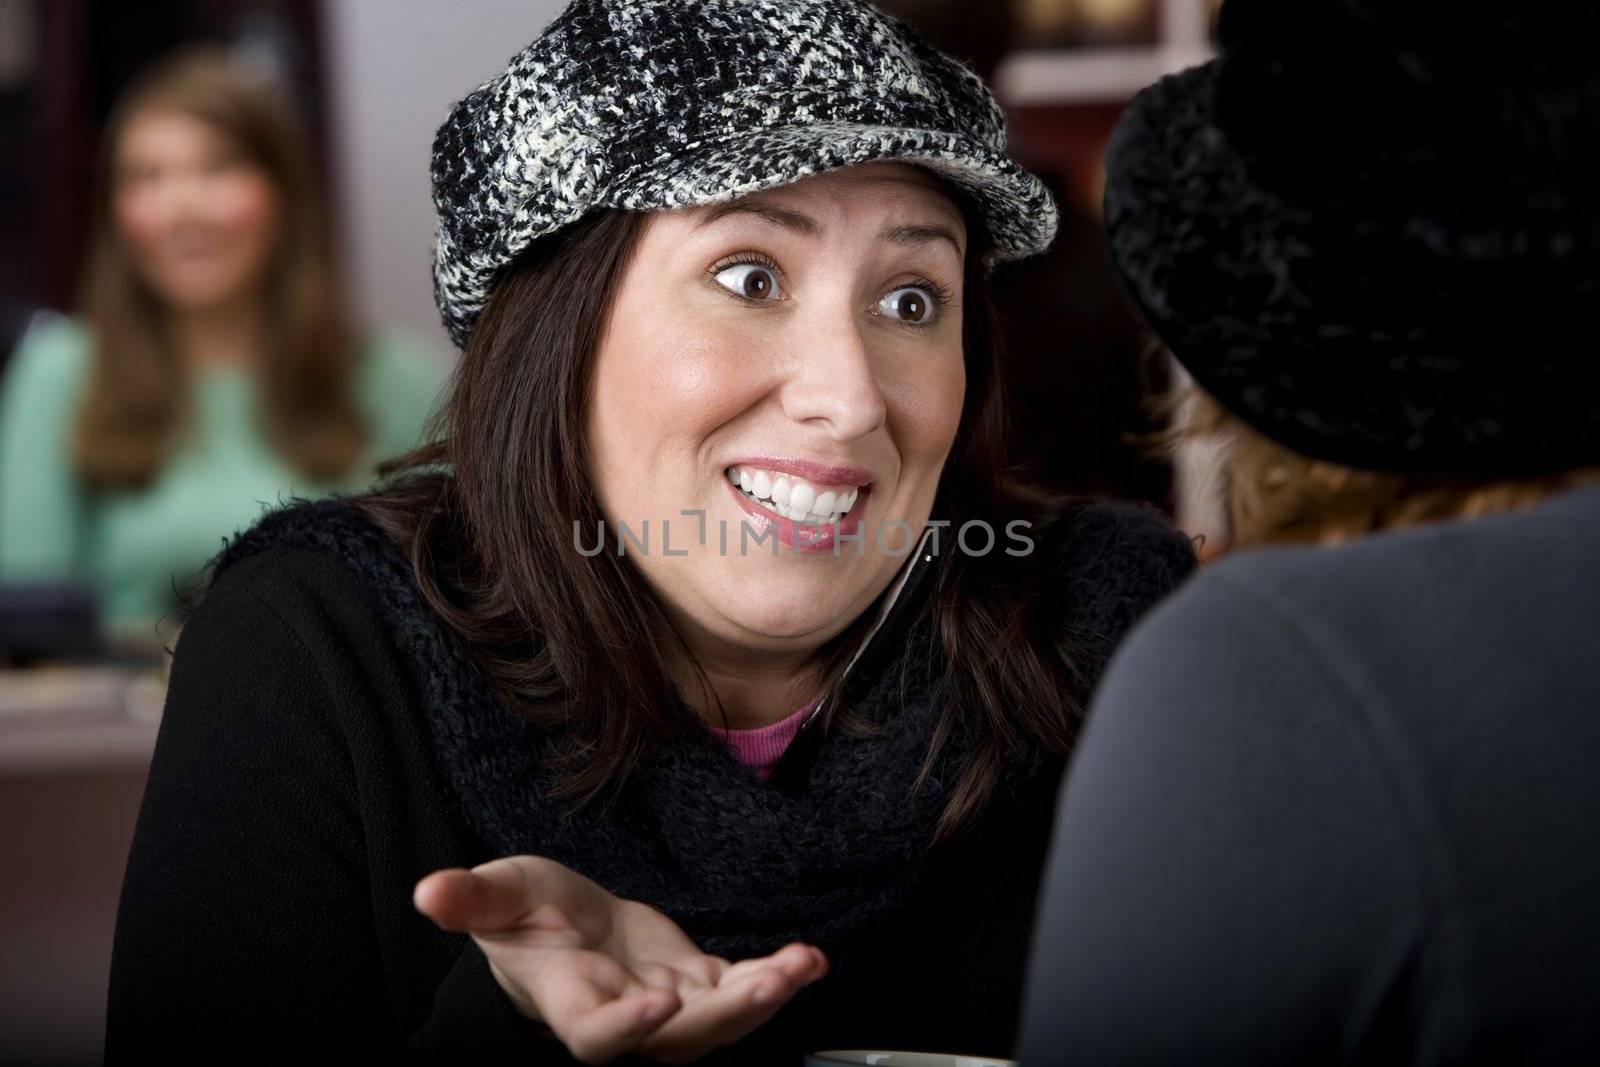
880, 223, 964, 261
695, 202, 964, 259
695, 200, 820, 235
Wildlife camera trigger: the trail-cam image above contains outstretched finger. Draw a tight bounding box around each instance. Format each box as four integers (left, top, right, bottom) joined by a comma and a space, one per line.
719, 943, 829, 986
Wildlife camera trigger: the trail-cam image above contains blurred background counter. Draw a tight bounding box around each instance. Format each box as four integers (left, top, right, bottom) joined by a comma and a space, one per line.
1, 656, 163, 1064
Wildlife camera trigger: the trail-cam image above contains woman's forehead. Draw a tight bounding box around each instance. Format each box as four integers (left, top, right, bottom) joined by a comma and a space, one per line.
683, 162, 967, 234
117, 107, 236, 162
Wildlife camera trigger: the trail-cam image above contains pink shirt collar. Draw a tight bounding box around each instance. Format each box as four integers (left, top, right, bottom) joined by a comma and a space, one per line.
709, 698, 820, 781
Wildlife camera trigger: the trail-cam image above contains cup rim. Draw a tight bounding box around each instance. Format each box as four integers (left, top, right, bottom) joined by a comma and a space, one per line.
806, 1050, 1018, 1067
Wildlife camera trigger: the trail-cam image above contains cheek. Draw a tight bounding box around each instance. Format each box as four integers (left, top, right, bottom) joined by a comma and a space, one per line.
588, 301, 768, 518
886, 344, 967, 467
112, 187, 170, 256
927, 361, 967, 445
208, 175, 278, 261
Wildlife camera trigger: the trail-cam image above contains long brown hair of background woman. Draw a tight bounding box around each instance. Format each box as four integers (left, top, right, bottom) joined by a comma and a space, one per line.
354, 203, 1103, 841
74, 45, 365, 489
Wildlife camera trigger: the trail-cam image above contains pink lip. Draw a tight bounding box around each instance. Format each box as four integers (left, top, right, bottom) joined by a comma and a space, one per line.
725, 456, 876, 489
723, 478, 869, 553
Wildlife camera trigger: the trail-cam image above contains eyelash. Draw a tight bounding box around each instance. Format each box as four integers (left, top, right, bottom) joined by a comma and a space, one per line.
709, 252, 787, 297
708, 252, 956, 328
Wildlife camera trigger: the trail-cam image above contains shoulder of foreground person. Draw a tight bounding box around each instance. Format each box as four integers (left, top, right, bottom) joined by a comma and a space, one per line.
1036, 498, 1199, 650
1198, 480, 1600, 627
1020, 560, 1433, 1064
1026, 489, 1600, 1062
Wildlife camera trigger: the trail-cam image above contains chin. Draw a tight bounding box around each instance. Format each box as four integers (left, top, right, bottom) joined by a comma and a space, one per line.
720, 590, 838, 642
152, 272, 253, 311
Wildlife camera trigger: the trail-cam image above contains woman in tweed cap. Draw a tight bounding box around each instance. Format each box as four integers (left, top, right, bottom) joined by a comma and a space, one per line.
108, 1, 1193, 1062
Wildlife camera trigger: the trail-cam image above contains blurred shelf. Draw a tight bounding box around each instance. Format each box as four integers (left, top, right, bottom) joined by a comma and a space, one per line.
0, 667, 165, 775
996, 0, 1214, 105
996, 44, 1213, 104
0, 717, 159, 775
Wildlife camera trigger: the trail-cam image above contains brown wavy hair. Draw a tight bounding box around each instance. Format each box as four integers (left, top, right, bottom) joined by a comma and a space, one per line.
74, 45, 365, 489
1173, 387, 1600, 549
354, 201, 1103, 840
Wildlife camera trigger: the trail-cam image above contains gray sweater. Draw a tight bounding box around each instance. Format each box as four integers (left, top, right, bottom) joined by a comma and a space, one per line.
1021, 483, 1600, 1064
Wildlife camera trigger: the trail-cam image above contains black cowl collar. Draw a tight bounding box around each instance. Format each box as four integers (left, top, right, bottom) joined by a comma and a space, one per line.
211, 498, 1000, 964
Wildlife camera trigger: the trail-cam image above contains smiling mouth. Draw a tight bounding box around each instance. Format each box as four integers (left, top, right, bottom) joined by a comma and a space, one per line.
725, 465, 865, 524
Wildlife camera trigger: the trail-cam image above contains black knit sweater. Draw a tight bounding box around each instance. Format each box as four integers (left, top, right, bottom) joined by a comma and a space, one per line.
105, 496, 1193, 1064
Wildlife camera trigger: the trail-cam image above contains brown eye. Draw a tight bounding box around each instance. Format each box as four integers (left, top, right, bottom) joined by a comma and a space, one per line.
879, 286, 936, 325
714, 263, 782, 301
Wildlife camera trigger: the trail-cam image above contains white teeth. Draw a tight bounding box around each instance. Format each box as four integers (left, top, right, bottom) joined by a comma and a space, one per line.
725, 464, 864, 523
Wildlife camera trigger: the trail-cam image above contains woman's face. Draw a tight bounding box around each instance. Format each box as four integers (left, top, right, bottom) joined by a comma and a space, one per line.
111, 108, 279, 313
587, 161, 968, 659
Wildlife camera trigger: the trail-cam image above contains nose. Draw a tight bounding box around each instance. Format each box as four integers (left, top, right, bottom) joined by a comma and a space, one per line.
146, 172, 205, 223
778, 312, 888, 443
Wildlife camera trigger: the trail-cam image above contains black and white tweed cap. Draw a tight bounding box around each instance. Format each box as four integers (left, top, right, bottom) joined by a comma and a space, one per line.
430, 0, 1058, 348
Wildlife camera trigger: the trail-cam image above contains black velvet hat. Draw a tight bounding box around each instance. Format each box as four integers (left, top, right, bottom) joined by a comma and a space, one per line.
1103, 0, 1600, 476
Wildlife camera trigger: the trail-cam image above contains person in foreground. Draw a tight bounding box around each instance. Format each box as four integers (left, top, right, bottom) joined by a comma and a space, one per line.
106, 2, 1194, 1063
0, 47, 443, 641
1020, 1, 1600, 1063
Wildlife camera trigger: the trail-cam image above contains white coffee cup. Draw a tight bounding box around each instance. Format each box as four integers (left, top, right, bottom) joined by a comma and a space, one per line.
805, 1052, 1016, 1067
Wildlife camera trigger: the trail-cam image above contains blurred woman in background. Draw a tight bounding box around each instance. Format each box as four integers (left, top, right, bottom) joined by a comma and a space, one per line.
0, 46, 444, 642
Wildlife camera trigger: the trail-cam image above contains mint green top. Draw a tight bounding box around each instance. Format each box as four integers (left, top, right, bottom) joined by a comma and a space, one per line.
0, 315, 448, 636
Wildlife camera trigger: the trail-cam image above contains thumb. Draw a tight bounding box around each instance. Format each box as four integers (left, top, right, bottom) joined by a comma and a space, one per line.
415, 858, 573, 935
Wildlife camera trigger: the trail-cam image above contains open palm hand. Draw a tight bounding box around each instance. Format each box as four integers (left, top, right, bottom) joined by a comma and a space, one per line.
415, 856, 828, 1064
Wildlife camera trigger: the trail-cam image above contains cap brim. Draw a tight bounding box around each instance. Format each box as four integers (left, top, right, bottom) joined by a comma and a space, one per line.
604, 122, 1059, 266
